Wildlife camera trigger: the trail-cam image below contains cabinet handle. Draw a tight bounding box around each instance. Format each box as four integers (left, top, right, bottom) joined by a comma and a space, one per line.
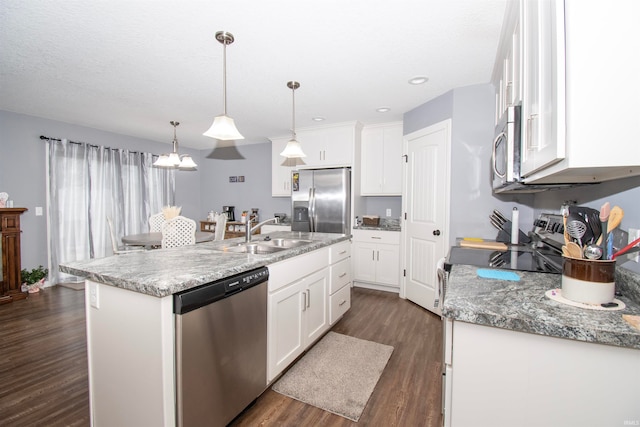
372, 250, 375, 261
339, 300, 347, 306
371, 236, 382, 240
302, 292, 307, 312
338, 250, 347, 255
527, 114, 538, 149
377, 250, 380, 261
506, 81, 512, 107
339, 272, 347, 278
306, 289, 311, 308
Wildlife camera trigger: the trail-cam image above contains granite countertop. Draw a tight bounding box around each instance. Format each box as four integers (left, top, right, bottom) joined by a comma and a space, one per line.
442, 264, 640, 350
60, 231, 349, 298
353, 218, 401, 232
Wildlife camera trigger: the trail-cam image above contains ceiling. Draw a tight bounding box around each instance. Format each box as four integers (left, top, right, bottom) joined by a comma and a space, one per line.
0, 0, 507, 150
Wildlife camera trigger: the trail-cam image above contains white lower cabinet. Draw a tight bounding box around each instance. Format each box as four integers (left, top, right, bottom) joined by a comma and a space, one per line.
328, 240, 351, 324
352, 230, 400, 289
268, 242, 352, 383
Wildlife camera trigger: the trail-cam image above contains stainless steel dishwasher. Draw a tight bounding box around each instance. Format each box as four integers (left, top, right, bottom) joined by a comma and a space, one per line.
174, 267, 268, 427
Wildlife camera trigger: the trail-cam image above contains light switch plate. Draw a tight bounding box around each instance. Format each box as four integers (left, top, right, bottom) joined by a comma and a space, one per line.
386, 208, 392, 217
89, 282, 99, 309
35, 206, 43, 216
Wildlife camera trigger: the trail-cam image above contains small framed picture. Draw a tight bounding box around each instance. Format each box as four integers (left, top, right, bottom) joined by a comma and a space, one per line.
229, 176, 237, 183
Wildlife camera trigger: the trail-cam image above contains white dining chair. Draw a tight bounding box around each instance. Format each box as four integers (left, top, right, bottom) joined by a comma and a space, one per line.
149, 212, 165, 232
214, 213, 227, 240
106, 216, 146, 255
161, 216, 196, 249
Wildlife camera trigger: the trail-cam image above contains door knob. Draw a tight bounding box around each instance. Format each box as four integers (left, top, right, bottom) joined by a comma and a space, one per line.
433, 230, 441, 236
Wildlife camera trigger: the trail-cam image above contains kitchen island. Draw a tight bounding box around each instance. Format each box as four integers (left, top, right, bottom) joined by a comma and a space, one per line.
442, 264, 640, 427
60, 231, 350, 427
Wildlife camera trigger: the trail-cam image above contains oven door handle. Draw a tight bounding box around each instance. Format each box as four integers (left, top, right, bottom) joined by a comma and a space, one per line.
492, 131, 507, 178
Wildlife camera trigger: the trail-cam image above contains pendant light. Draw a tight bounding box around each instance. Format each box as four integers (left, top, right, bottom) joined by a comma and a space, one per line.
154, 121, 198, 170
203, 31, 244, 141
280, 81, 306, 158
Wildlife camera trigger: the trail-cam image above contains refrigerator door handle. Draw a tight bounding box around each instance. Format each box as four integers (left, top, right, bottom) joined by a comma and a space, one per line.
309, 187, 316, 232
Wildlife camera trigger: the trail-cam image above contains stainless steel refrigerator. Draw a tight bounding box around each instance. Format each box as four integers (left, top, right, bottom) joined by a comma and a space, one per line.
291, 168, 350, 234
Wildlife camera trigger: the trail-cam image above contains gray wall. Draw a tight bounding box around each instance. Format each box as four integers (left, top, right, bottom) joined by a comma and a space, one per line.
0, 110, 289, 272
403, 84, 535, 247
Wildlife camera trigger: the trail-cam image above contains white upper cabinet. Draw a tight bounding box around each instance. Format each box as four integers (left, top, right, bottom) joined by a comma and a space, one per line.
271, 137, 296, 197
520, 0, 565, 178
295, 122, 361, 168
507, 0, 640, 184
492, 1, 521, 125
360, 122, 403, 196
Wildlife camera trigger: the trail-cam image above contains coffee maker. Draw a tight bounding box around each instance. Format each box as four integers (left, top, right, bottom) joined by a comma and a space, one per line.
222, 206, 235, 222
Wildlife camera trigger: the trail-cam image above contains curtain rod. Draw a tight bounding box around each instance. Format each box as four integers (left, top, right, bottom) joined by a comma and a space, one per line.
39, 135, 147, 155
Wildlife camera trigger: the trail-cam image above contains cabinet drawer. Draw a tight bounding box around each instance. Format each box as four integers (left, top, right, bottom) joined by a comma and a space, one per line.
330, 240, 351, 263
352, 229, 400, 245
330, 258, 351, 294
330, 284, 351, 325
268, 247, 329, 293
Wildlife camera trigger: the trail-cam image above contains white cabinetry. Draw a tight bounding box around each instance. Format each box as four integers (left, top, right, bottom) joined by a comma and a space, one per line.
496, 0, 640, 184
296, 122, 361, 168
444, 319, 640, 426
360, 122, 403, 195
492, 1, 521, 124
352, 230, 400, 291
271, 136, 296, 197
520, 0, 565, 177
328, 240, 351, 324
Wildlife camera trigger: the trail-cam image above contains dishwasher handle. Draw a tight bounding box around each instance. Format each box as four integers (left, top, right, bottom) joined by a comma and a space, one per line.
174, 267, 269, 314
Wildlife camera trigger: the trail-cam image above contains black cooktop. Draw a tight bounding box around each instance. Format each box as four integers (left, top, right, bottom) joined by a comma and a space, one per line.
446, 245, 563, 274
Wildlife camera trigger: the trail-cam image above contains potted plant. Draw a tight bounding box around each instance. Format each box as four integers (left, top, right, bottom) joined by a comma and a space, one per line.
21, 265, 48, 293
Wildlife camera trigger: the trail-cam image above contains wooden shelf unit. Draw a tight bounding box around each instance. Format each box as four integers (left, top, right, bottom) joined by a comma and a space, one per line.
200, 220, 261, 240
1, 208, 28, 304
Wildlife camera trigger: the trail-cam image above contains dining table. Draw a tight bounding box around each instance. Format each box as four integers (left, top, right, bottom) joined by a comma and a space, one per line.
122, 231, 215, 247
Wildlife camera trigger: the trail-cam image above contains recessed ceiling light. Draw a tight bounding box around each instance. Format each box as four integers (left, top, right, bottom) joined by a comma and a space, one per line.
408, 76, 429, 85
312, 116, 325, 122
376, 107, 391, 113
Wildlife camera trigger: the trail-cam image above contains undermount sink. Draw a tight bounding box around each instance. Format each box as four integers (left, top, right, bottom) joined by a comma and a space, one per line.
258, 238, 313, 248
215, 243, 288, 254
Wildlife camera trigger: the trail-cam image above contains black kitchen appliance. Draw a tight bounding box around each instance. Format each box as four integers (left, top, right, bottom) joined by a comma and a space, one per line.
446, 213, 565, 274
222, 205, 235, 222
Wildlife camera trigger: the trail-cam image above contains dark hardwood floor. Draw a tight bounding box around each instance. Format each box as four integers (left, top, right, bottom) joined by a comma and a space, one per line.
0, 286, 89, 427
0, 286, 442, 427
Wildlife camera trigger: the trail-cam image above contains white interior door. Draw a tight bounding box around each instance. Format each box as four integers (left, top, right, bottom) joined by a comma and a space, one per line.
402, 120, 451, 315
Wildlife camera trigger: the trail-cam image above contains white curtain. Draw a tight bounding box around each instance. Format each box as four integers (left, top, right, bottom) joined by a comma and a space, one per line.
47, 139, 174, 284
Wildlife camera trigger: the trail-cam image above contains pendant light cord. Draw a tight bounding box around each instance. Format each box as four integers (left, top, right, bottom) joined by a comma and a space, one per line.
291, 85, 296, 139
222, 41, 227, 115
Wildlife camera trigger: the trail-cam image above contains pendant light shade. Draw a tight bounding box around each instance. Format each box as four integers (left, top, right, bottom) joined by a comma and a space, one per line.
280, 81, 306, 158
203, 31, 244, 141
153, 121, 198, 170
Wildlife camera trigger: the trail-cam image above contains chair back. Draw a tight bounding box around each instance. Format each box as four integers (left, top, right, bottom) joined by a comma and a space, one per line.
214, 213, 227, 240
161, 216, 196, 249
149, 212, 165, 232
107, 216, 145, 255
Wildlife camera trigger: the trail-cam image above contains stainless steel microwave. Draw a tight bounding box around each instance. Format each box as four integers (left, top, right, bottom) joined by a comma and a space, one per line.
491, 105, 521, 192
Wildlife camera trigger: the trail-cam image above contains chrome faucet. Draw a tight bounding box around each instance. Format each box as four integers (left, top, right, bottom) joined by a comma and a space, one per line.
246, 217, 279, 242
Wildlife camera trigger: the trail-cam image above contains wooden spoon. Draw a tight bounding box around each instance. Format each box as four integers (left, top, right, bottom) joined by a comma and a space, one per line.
566, 242, 584, 259
607, 206, 624, 233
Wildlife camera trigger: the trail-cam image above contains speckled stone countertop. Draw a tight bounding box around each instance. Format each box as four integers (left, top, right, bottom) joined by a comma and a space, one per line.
353, 218, 401, 232
60, 231, 349, 298
442, 264, 640, 350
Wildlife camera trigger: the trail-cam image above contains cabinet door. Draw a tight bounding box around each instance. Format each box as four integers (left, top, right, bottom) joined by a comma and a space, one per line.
521, 0, 565, 177
271, 137, 295, 197
302, 269, 329, 346
361, 127, 385, 194
268, 281, 304, 382
297, 125, 354, 168
375, 243, 400, 287
361, 124, 402, 195
352, 241, 377, 283
381, 125, 403, 194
